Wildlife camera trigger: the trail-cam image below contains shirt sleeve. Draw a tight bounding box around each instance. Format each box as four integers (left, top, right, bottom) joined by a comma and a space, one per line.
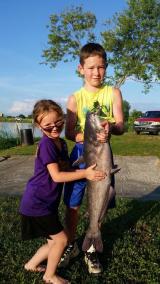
38, 137, 58, 166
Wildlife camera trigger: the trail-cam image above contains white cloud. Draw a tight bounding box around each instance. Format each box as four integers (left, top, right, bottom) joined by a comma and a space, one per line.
9, 99, 36, 115
8, 97, 68, 115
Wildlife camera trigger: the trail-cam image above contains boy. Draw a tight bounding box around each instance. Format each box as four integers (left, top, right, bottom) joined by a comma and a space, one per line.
62, 43, 124, 273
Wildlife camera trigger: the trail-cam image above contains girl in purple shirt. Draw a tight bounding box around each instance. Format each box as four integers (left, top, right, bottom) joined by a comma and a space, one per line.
19, 99, 105, 284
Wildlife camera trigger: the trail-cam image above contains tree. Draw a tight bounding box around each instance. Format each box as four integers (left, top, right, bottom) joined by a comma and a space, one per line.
42, 1, 160, 92
102, 0, 160, 91
42, 6, 96, 67
128, 109, 143, 127
130, 109, 143, 120
123, 100, 131, 122
18, 114, 26, 119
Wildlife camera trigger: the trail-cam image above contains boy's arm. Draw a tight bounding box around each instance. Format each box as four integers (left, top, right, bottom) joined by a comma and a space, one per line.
65, 95, 84, 142
111, 87, 124, 135
97, 87, 124, 142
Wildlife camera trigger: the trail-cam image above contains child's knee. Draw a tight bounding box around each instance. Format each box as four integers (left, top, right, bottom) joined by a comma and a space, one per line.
48, 232, 68, 248
63, 232, 68, 244
58, 234, 68, 250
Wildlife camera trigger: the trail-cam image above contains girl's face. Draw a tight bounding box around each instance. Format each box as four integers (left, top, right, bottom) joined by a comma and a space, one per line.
38, 111, 64, 139
78, 55, 106, 90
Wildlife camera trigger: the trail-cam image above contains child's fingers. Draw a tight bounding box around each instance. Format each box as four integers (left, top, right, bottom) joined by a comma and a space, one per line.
95, 171, 106, 178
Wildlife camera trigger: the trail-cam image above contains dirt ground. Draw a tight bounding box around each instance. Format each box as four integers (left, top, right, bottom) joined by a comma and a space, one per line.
0, 155, 160, 201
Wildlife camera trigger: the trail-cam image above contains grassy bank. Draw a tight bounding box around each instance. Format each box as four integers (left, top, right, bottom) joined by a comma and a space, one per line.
0, 196, 160, 283
0, 132, 160, 157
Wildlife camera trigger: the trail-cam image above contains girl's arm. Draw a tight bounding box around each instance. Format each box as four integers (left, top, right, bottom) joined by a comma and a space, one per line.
47, 163, 105, 183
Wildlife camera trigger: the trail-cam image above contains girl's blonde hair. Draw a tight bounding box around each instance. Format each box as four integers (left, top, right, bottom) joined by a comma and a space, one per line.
32, 99, 64, 124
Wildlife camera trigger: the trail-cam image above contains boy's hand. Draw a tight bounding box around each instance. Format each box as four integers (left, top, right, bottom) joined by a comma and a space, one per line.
97, 120, 111, 143
85, 163, 105, 181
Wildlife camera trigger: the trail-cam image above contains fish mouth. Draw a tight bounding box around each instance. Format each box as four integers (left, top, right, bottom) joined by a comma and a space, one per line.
86, 111, 103, 132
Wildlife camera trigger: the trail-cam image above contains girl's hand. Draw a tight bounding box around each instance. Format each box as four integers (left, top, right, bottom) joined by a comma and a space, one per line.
85, 163, 105, 181
97, 120, 111, 143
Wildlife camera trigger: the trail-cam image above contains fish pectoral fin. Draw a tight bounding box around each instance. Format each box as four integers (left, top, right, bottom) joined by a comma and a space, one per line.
72, 156, 84, 167
110, 167, 121, 175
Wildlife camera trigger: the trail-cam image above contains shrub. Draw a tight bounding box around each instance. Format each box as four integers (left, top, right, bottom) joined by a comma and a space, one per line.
0, 130, 19, 150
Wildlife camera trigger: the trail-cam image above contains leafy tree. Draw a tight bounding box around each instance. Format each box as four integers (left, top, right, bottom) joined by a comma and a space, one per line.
128, 109, 143, 128
123, 100, 131, 122
130, 109, 143, 120
42, 6, 96, 67
18, 114, 26, 119
42, 1, 160, 92
102, 0, 160, 91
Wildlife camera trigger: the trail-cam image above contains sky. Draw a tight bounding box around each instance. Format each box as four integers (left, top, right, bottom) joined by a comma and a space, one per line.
0, 0, 159, 116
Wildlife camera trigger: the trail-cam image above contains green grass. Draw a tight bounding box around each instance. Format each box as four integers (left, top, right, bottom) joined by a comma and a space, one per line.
0, 133, 160, 283
0, 196, 160, 283
0, 133, 159, 158
111, 133, 160, 157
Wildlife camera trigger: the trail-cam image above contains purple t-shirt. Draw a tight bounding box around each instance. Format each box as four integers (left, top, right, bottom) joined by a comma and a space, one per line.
19, 135, 69, 216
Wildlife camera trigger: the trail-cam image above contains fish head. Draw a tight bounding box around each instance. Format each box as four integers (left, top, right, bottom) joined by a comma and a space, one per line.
85, 111, 103, 133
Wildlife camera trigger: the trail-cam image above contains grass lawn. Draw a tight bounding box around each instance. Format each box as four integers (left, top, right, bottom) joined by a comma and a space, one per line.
0, 196, 160, 283
0, 132, 160, 283
0, 132, 160, 157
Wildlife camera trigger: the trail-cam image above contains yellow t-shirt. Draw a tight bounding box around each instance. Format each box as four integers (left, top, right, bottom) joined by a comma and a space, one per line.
74, 85, 115, 133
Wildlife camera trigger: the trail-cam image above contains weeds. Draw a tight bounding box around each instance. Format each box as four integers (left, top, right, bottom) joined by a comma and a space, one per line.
0, 130, 19, 150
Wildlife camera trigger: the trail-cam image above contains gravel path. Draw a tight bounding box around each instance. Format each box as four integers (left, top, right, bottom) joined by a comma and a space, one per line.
0, 155, 160, 200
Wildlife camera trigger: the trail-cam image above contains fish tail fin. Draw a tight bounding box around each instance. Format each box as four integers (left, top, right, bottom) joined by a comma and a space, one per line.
82, 230, 103, 253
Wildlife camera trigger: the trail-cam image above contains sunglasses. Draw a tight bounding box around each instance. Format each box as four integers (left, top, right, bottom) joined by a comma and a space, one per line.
41, 120, 64, 133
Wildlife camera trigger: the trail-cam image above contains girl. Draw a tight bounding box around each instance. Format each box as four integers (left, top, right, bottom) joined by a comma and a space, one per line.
19, 99, 105, 284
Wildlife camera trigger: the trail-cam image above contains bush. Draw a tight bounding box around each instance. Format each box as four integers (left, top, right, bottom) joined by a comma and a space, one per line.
0, 130, 19, 150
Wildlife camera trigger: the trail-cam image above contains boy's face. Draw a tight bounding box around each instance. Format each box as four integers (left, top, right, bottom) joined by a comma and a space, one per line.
78, 55, 106, 88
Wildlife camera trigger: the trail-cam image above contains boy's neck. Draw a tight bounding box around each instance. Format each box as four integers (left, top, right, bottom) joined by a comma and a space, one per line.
83, 83, 103, 93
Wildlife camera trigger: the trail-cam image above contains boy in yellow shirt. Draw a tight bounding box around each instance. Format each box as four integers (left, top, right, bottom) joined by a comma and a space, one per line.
62, 43, 124, 273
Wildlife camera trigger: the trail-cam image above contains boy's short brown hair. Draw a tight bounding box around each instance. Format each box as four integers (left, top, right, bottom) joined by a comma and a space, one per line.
79, 43, 107, 66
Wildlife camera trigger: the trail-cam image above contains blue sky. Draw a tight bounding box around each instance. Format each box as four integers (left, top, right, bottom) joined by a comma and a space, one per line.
0, 0, 159, 116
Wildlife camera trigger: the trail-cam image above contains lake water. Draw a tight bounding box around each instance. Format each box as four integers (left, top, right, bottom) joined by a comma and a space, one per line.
0, 122, 42, 138
0, 122, 64, 138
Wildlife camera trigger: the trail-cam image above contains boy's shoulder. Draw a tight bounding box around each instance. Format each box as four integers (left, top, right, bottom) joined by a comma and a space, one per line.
73, 86, 84, 96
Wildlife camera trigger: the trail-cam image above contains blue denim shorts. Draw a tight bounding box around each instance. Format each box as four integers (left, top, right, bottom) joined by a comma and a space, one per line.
63, 143, 115, 208
63, 143, 86, 207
